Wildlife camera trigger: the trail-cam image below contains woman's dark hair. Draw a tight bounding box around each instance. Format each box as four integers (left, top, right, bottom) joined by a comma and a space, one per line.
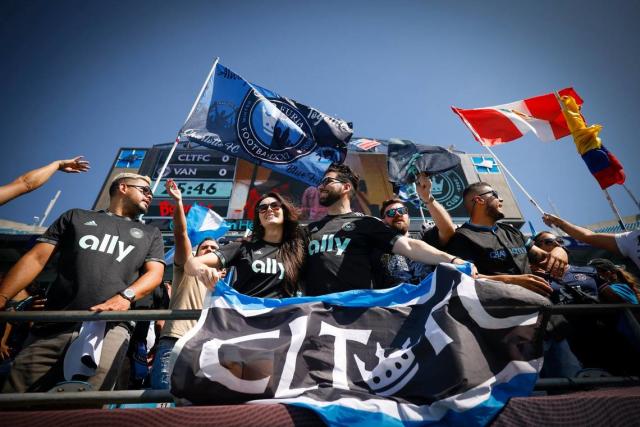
589, 258, 640, 300
252, 192, 305, 296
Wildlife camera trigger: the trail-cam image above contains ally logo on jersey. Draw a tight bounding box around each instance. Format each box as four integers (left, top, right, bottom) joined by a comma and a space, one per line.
252, 258, 285, 280
78, 233, 136, 263
308, 234, 351, 256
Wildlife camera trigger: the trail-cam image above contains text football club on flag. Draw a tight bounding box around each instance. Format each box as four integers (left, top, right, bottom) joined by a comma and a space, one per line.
180, 61, 352, 186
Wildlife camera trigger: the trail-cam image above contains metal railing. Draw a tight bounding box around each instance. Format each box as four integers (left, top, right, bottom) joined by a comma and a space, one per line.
1, 304, 639, 409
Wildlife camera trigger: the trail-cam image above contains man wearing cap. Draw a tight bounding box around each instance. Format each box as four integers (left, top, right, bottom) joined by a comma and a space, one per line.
0, 173, 165, 392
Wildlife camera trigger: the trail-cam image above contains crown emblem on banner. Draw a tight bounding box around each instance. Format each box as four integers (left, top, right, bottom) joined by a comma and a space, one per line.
261, 105, 281, 137
354, 338, 419, 396
431, 177, 445, 195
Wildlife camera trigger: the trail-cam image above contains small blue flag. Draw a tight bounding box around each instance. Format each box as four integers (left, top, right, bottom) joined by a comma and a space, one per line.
164, 203, 230, 264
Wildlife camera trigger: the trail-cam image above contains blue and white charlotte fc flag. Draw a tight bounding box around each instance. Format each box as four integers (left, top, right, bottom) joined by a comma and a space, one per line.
164, 203, 230, 264
180, 62, 352, 186
171, 265, 549, 426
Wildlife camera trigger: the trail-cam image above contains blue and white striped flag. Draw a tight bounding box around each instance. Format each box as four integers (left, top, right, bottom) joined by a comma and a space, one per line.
171, 264, 548, 426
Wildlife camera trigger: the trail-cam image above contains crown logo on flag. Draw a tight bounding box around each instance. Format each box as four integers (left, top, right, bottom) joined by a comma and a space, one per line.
354, 338, 419, 396
261, 104, 282, 137
431, 177, 445, 195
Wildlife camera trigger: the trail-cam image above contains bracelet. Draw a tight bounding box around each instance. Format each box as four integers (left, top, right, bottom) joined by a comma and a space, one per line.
425, 194, 435, 205
450, 256, 460, 264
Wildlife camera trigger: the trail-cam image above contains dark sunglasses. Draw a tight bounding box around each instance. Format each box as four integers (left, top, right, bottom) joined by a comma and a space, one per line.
538, 237, 564, 246
477, 190, 500, 200
257, 201, 282, 213
317, 176, 345, 187
385, 207, 408, 218
127, 184, 153, 197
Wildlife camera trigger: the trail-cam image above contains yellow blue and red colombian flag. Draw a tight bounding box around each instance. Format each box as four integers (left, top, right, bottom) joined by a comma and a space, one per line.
560, 95, 625, 189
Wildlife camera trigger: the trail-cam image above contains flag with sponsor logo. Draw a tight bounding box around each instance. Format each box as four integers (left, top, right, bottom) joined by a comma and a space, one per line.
559, 94, 625, 189
452, 88, 583, 146
164, 203, 230, 264
180, 62, 352, 186
171, 264, 548, 426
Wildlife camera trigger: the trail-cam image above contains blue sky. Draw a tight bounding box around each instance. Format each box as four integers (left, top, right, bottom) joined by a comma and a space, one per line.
1, 0, 638, 230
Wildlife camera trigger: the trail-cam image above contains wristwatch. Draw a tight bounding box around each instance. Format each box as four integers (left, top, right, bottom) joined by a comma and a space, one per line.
118, 288, 136, 303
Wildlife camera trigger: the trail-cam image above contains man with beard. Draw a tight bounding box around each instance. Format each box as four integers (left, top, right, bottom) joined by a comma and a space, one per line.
445, 182, 566, 296
0, 173, 165, 392
304, 164, 472, 296
377, 173, 456, 286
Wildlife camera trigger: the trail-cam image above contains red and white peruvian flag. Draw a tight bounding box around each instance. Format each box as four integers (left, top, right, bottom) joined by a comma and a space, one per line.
451, 87, 583, 146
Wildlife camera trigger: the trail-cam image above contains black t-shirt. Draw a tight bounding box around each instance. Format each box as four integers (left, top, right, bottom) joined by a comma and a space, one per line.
214, 239, 288, 298
445, 222, 532, 276
304, 213, 402, 296
36, 209, 165, 311
374, 225, 443, 288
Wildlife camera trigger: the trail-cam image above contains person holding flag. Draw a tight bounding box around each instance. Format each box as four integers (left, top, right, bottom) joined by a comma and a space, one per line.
150, 179, 223, 390
543, 213, 639, 271
186, 192, 306, 298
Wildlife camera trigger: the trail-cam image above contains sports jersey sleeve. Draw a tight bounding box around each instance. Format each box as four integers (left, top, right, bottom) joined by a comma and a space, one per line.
365, 217, 403, 251
36, 209, 74, 246
445, 232, 478, 264
420, 226, 441, 248
213, 241, 244, 268
144, 227, 166, 265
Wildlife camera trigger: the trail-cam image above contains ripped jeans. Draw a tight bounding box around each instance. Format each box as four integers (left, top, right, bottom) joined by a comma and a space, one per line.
150, 337, 178, 390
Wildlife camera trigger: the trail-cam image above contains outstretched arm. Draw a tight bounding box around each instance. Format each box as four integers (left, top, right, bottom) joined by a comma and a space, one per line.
184, 253, 222, 290
0, 243, 56, 310
543, 213, 620, 255
480, 273, 553, 297
392, 236, 477, 276
0, 156, 90, 205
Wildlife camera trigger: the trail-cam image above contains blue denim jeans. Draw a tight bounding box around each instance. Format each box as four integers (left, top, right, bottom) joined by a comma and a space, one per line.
540, 338, 583, 378
150, 337, 178, 390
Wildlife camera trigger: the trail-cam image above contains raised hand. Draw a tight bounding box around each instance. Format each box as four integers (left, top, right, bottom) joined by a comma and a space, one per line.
58, 156, 90, 173
165, 179, 182, 202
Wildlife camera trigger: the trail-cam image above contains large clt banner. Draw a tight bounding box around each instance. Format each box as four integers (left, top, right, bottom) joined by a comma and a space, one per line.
181, 62, 352, 186
171, 265, 548, 426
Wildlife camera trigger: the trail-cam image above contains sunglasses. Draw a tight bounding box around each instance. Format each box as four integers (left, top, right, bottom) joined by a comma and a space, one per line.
477, 190, 500, 200
317, 176, 345, 187
127, 184, 153, 197
257, 201, 282, 213
538, 238, 564, 246
385, 207, 408, 218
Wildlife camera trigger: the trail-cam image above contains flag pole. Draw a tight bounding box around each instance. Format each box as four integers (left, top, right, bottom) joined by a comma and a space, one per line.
455, 108, 546, 214
152, 57, 220, 194
480, 145, 545, 214
603, 188, 628, 231
622, 183, 640, 212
